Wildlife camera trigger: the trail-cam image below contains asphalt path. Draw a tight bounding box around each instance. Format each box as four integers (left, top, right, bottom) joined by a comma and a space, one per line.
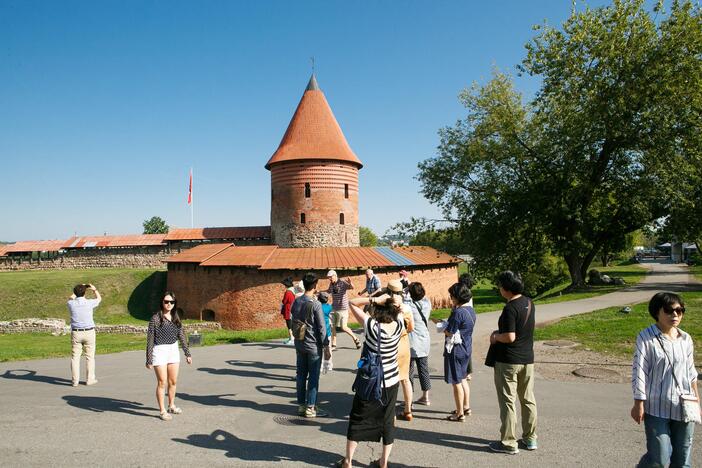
0, 261, 700, 467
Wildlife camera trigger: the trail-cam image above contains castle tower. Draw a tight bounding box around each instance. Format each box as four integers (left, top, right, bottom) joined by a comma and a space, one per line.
266, 75, 363, 248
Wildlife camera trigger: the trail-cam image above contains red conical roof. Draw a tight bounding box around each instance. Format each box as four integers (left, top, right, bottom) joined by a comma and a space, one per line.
265, 75, 363, 170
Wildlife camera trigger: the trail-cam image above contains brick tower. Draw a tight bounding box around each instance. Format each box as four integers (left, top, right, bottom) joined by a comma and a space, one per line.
266, 75, 363, 248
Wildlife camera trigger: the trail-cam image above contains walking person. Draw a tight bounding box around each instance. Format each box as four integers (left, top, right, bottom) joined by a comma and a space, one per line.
146, 292, 192, 421
337, 293, 405, 468
488, 271, 537, 454
404, 282, 433, 406
292, 273, 331, 418
280, 277, 296, 345
442, 282, 475, 421
327, 270, 361, 350
67, 283, 101, 386
632, 292, 699, 467
359, 269, 381, 297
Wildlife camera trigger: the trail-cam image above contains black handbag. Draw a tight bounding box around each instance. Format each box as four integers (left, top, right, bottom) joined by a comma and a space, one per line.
485, 299, 531, 367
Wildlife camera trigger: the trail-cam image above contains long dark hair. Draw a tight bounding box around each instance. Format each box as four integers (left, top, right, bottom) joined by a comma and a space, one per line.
159, 291, 182, 328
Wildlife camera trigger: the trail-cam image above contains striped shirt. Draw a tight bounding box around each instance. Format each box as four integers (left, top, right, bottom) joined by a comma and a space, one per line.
364, 316, 405, 388
632, 324, 698, 421
327, 279, 353, 311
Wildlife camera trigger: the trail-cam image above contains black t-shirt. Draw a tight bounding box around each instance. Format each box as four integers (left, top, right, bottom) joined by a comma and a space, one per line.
493, 296, 535, 364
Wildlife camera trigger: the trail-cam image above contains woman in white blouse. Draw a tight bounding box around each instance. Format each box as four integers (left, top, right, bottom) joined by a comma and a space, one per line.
631, 292, 699, 467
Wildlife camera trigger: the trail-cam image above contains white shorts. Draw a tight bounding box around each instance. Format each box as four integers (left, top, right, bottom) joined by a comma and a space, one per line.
152, 342, 180, 366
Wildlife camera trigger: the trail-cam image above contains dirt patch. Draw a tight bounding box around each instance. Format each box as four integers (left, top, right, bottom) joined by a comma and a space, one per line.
534, 341, 630, 383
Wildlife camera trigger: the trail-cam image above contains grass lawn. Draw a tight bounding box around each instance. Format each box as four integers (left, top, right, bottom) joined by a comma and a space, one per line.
692, 264, 702, 282
430, 261, 648, 320
534, 291, 702, 363
0, 268, 165, 324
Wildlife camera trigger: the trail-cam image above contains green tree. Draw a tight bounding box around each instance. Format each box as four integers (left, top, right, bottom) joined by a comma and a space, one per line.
142, 216, 169, 234
359, 226, 379, 247
418, 0, 702, 288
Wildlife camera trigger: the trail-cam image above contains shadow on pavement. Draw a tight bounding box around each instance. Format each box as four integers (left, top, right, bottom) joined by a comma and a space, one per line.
173, 429, 344, 466
197, 366, 293, 382
62, 395, 156, 417
226, 359, 296, 371
1, 369, 72, 386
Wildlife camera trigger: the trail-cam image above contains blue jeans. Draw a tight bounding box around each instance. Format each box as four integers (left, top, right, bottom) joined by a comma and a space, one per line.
296, 350, 322, 407
638, 414, 695, 468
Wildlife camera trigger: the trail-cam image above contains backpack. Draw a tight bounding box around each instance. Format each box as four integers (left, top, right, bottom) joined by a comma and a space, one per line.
352, 321, 385, 402
291, 301, 315, 341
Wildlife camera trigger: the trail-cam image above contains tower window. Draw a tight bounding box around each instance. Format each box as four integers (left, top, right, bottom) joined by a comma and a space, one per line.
344, 184, 349, 199
304, 183, 311, 198
301, 213, 306, 224
339, 213, 345, 225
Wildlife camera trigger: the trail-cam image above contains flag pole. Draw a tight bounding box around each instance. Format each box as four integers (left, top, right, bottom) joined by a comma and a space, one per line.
190, 167, 194, 228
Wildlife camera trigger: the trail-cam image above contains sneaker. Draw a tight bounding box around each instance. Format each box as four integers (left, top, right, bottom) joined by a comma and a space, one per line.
86, 379, 98, 386
314, 406, 329, 417
520, 439, 538, 451
489, 441, 519, 455
297, 404, 306, 416
284, 338, 294, 345
304, 406, 329, 418
71, 381, 79, 387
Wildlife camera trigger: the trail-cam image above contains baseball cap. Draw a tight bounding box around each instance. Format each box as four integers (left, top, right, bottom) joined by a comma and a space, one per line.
327, 270, 337, 278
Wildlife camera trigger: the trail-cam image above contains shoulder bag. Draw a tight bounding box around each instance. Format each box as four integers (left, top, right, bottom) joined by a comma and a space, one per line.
655, 334, 701, 424
291, 301, 315, 341
485, 299, 531, 367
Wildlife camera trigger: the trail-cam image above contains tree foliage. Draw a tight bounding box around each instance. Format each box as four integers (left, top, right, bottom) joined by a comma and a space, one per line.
142, 216, 169, 234
417, 0, 702, 287
359, 226, 379, 247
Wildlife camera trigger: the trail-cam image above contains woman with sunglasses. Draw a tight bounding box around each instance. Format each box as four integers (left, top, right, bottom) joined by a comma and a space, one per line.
631, 292, 699, 467
146, 291, 192, 421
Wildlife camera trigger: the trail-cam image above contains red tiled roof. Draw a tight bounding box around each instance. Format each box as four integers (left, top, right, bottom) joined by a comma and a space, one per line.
165, 243, 234, 263
63, 234, 167, 248
200, 245, 278, 267
4, 239, 68, 253
166, 245, 459, 270
265, 76, 363, 170
0, 245, 9, 256
164, 226, 271, 241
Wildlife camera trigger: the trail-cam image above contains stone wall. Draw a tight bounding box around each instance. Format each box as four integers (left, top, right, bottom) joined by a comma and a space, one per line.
275, 222, 360, 248
0, 248, 171, 271
167, 263, 459, 330
0, 318, 221, 335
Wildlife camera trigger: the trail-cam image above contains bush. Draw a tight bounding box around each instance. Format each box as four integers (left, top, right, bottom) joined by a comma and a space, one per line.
520, 254, 570, 297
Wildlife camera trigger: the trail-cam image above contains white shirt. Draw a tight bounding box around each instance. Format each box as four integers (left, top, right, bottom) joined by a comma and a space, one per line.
632, 324, 697, 421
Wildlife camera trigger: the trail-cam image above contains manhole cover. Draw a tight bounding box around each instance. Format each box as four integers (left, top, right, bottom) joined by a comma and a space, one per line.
572, 367, 621, 380
544, 340, 578, 348
272, 415, 318, 426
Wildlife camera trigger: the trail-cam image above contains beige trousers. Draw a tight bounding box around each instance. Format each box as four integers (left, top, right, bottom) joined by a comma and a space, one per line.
493, 362, 538, 448
71, 329, 96, 384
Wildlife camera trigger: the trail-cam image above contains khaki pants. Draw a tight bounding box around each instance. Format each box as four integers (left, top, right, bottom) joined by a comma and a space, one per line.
71, 329, 96, 384
493, 362, 537, 448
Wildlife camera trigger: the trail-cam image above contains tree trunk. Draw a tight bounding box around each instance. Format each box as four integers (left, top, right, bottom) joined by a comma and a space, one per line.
565, 255, 586, 288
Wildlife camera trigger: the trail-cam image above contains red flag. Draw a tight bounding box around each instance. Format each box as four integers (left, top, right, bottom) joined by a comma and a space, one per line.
187, 169, 192, 205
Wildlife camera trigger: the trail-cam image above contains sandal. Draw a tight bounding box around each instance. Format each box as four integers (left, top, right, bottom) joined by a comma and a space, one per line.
167, 406, 183, 414
450, 409, 471, 416
446, 413, 465, 422
415, 398, 431, 406
159, 411, 172, 421
334, 457, 351, 468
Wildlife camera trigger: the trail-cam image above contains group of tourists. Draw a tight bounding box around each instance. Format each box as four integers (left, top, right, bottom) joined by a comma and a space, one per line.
65, 268, 699, 467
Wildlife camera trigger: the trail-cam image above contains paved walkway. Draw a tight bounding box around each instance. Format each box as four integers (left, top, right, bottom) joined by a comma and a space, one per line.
0, 261, 700, 467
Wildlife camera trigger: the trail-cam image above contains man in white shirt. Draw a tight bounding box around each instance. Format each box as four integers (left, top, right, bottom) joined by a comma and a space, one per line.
67, 283, 101, 386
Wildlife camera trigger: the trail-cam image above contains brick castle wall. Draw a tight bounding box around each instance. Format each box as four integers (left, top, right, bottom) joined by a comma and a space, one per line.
167, 263, 459, 330
270, 160, 360, 247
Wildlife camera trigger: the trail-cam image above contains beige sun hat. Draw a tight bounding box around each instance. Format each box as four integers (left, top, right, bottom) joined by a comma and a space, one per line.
387, 279, 404, 293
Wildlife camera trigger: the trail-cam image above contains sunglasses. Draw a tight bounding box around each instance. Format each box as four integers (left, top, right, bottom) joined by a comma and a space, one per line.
663, 306, 685, 316
163, 300, 175, 305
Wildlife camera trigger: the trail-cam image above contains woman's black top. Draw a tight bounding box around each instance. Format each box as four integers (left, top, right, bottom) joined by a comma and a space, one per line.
146, 313, 191, 365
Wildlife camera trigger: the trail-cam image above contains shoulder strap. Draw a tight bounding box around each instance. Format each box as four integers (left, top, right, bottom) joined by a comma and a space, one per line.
413, 300, 428, 327
375, 321, 386, 395
523, 299, 532, 327
655, 334, 684, 396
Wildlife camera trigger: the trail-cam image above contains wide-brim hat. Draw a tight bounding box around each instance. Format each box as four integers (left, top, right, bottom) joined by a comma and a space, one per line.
387, 279, 404, 293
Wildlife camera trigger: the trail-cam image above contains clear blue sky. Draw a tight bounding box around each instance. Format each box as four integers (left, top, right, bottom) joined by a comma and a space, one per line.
0, 0, 602, 242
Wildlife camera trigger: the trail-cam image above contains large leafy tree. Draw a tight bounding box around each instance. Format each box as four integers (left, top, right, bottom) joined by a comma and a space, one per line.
418, 0, 702, 287
142, 216, 169, 234
359, 226, 379, 247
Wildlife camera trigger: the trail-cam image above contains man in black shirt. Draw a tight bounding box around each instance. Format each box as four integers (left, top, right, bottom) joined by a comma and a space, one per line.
488, 271, 538, 455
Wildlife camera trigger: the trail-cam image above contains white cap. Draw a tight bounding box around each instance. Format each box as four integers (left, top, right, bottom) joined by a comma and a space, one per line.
327, 270, 337, 277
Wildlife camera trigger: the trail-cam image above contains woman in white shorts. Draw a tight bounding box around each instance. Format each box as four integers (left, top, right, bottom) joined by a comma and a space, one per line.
146, 291, 192, 420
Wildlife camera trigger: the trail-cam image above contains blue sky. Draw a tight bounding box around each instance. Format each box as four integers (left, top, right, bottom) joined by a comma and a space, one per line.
1, 0, 600, 242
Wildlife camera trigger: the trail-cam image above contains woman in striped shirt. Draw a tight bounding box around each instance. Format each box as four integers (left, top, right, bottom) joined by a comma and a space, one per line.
336, 294, 405, 468
631, 292, 699, 467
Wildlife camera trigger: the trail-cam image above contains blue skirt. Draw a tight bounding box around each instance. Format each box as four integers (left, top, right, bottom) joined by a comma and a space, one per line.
444, 352, 471, 384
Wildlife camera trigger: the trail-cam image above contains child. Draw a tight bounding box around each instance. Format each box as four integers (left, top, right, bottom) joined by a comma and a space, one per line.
318, 292, 334, 373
